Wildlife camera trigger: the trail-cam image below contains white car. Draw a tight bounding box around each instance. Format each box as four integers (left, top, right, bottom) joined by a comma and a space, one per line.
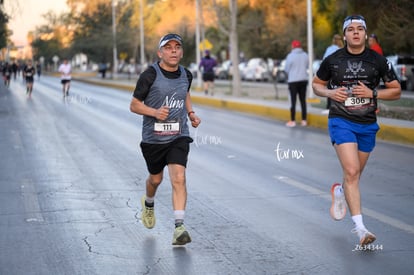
242, 58, 271, 82
214, 60, 232, 79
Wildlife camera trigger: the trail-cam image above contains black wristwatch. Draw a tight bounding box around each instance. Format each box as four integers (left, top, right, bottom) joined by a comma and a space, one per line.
372, 89, 377, 99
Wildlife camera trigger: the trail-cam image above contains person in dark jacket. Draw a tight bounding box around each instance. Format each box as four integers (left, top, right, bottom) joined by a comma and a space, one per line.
199, 50, 217, 95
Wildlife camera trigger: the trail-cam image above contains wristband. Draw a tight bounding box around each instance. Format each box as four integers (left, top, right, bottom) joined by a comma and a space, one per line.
372, 89, 377, 99
188, 111, 195, 116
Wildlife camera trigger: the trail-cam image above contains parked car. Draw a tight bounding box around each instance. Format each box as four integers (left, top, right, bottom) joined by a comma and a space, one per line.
242, 58, 271, 82
237, 62, 247, 80
386, 55, 414, 91
273, 59, 287, 83
214, 60, 232, 79
187, 62, 198, 78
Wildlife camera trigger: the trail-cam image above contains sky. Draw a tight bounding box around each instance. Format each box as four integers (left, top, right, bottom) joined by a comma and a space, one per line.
5, 0, 69, 46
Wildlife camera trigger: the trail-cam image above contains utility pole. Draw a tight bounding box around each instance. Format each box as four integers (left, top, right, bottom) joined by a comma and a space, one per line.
112, 0, 118, 79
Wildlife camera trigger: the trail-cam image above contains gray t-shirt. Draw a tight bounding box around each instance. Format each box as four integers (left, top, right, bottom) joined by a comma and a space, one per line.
134, 63, 191, 144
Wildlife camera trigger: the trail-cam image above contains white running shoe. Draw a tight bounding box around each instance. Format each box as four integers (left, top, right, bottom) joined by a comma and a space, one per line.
330, 183, 347, 220
352, 227, 376, 245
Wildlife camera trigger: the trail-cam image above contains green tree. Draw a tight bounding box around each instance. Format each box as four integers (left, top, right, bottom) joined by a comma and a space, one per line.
22, 0, 414, 71
70, 3, 114, 64
31, 37, 61, 65
0, 8, 9, 49
376, 0, 414, 55
69, 1, 140, 66
314, 0, 414, 55
31, 11, 71, 65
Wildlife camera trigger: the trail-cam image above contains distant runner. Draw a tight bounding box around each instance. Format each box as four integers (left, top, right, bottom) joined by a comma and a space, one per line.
58, 58, 72, 97
23, 60, 36, 98
2, 63, 12, 87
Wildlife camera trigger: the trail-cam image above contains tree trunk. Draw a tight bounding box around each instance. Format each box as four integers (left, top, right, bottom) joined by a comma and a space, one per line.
229, 0, 241, 97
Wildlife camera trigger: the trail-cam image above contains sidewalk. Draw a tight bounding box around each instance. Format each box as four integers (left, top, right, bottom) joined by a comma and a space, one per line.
73, 72, 414, 146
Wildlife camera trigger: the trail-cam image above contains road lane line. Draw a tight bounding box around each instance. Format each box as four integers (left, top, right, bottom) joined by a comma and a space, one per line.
275, 176, 414, 235
21, 179, 45, 223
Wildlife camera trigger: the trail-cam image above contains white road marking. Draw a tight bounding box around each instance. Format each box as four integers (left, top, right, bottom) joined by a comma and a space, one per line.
275, 175, 414, 235
21, 179, 45, 223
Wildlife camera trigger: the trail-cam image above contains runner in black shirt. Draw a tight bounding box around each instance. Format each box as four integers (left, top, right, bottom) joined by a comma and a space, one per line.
11, 61, 18, 80
23, 60, 36, 97
312, 15, 401, 247
2, 63, 12, 87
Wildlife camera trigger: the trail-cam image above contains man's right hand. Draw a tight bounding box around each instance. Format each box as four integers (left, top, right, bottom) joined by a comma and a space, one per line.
155, 106, 170, 120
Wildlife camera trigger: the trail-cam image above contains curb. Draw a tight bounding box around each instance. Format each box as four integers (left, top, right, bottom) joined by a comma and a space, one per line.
74, 77, 414, 146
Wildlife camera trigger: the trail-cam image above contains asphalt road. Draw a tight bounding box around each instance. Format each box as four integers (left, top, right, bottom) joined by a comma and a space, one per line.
1, 76, 413, 275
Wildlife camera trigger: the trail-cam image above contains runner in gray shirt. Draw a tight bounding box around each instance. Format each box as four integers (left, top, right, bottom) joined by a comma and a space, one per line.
130, 33, 201, 245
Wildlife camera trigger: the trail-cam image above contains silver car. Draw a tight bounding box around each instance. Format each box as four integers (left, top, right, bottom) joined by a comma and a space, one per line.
386, 55, 414, 91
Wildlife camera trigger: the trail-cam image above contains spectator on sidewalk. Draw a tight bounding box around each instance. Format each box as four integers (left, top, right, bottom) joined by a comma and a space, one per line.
323, 34, 343, 59
99, 63, 107, 78
284, 40, 309, 127
368, 34, 383, 55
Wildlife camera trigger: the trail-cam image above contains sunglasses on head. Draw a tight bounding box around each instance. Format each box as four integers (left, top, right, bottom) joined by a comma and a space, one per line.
162, 34, 182, 42
344, 15, 365, 22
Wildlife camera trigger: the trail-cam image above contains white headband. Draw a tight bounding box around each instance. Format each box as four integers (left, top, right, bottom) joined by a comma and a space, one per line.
343, 18, 367, 32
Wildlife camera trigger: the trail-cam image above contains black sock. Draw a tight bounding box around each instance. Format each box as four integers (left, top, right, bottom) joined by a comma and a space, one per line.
144, 201, 154, 208
175, 220, 184, 228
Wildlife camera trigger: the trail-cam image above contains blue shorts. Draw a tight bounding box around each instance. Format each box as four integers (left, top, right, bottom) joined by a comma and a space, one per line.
328, 118, 379, 153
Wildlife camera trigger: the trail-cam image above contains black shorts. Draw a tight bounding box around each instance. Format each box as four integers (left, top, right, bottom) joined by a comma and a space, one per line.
202, 72, 215, 82
61, 79, 71, 84
26, 77, 34, 83
140, 136, 193, 175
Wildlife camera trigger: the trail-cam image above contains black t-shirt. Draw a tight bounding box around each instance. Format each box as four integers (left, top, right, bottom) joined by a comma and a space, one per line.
23, 66, 35, 79
2, 66, 11, 76
133, 62, 193, 101
317, 48, 399, 123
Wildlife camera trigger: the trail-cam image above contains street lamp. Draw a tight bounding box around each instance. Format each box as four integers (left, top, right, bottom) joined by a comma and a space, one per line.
112, 0, 118, 79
